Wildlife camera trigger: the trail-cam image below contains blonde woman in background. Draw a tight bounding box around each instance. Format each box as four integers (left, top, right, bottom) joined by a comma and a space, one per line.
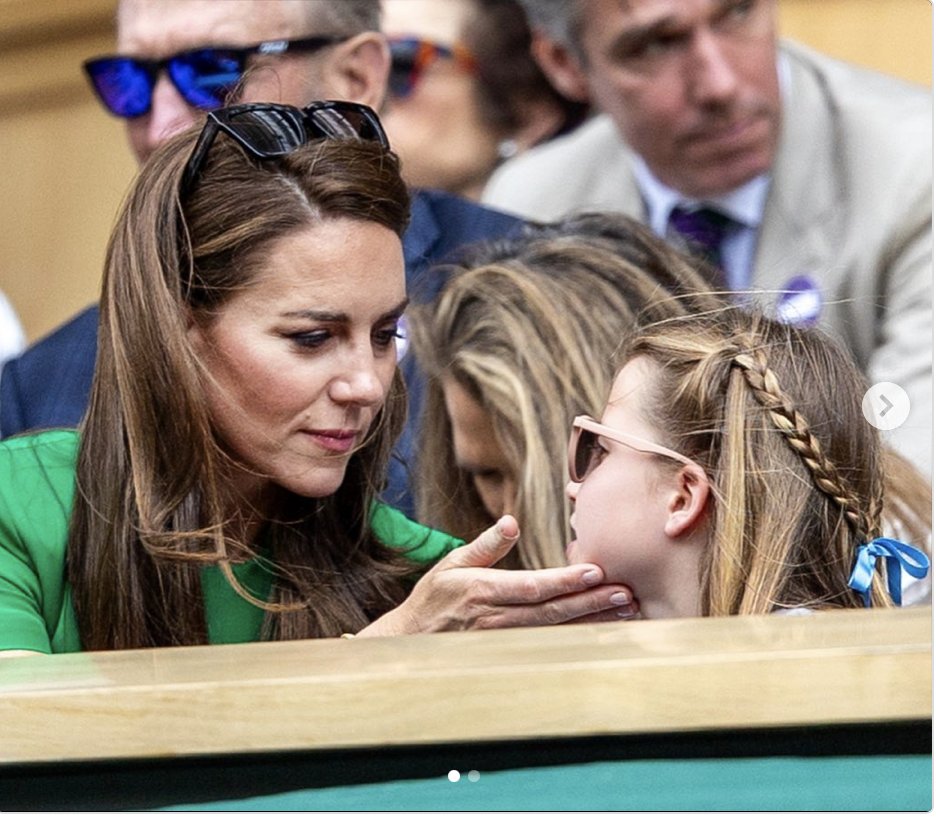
408, 213, 723, 569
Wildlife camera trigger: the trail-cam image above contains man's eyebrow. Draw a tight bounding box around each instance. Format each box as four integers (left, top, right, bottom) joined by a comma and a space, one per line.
606, 12, 683, 55
610, 0, 743, 53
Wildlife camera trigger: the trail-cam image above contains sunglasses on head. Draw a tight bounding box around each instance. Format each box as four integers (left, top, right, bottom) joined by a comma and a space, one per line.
567, 415, 700, 483
387, 36, 478, 98
180, 100, 389, 196
83, 36, 344, 119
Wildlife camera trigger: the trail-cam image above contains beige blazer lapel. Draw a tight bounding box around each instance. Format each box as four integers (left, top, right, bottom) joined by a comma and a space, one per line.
753, 42, 845, 297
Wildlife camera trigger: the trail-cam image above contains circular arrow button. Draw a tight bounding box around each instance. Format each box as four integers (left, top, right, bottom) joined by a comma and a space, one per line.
862, 382, 910, 431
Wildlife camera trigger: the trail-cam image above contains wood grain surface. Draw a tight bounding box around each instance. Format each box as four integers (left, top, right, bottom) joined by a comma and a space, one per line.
0, 607, 929, 765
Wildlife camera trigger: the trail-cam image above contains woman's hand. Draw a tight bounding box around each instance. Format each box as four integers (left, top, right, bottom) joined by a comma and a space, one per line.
358, 516, 638, 637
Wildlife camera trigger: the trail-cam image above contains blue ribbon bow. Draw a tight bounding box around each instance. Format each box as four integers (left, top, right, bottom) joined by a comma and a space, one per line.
847, 537, 930, 607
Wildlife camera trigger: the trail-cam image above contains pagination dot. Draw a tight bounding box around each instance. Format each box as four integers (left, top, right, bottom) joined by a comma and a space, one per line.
447, 770, 461, 782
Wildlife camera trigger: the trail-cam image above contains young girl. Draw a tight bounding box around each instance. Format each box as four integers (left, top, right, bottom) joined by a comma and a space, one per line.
566, 307, 930, 617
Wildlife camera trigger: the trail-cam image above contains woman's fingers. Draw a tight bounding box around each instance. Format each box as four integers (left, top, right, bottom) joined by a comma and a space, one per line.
360, 517, 641, 636
439, 515, 520, 570
440, 517, 624, 605
445, 562, 627, 607
557, 599, 642, 625
466, 585, 638, 629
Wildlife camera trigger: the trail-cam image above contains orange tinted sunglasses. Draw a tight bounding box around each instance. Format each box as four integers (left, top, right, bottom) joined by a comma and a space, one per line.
388, 37, 478, 98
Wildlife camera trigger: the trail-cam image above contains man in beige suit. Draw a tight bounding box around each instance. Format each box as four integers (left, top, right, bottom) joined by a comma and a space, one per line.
483, 0, 933, 477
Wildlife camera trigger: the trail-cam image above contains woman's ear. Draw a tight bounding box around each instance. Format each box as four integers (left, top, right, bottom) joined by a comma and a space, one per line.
319, 32, 391, 111
663, 464, 710, 539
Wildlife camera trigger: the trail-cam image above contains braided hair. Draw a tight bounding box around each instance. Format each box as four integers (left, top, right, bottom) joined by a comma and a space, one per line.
731, 348, 883, 544
623, 307, 895, 614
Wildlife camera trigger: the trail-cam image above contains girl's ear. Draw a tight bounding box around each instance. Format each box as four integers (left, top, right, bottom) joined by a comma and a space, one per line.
663, 464, 710, 539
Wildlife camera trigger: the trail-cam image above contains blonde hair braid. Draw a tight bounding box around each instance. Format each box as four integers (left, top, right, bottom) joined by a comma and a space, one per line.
732, 350, 872, 541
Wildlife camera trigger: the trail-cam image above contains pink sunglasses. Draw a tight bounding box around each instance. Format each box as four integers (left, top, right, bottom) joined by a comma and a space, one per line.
567, 415, 701, 483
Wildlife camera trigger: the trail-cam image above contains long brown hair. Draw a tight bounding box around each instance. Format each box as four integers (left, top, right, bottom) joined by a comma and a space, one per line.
68, 125, 413, 649
624, 306, 929, 613
409, 213, 724, 568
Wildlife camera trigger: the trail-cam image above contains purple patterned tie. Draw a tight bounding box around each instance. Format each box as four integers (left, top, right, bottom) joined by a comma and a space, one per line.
668, 205, 734, 283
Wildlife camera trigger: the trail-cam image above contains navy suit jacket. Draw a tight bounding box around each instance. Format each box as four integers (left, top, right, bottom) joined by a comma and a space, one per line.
0, 189, 523, 517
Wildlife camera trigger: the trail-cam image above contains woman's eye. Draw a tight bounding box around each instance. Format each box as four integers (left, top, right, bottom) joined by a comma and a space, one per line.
289, 330, 330, 349
373, 325, 403, 349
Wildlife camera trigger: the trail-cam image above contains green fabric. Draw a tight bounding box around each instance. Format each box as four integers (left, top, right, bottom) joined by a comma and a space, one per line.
164, 754, 933, 812
0, 430, 460, 653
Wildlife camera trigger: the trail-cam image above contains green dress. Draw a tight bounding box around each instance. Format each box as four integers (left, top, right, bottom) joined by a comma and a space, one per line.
0, 430, 460, 653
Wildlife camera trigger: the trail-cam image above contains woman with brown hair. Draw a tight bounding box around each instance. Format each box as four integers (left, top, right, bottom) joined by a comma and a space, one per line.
0, 103, 630, 654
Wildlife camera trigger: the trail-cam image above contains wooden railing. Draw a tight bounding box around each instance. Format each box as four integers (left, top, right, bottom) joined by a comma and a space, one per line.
0, 607, 929, 765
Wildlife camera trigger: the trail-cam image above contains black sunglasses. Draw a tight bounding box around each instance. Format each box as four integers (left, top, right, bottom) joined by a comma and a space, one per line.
180, 100, 390, 196
83, 37, 343, 119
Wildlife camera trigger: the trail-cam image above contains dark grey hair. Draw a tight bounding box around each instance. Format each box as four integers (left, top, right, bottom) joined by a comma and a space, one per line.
307, 0, 382, 35
515, 0, 585, 50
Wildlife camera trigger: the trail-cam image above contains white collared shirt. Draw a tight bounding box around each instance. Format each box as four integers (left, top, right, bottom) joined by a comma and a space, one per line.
0, 290, 25, 368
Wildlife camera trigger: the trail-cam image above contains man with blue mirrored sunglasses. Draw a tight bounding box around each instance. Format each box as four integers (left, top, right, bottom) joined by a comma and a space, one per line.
84, 36, 345, 119
96, 0, 387, 164
0, 0, 525, 521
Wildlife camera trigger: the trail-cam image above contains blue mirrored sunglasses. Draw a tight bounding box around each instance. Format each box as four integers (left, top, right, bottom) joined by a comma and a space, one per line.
180, 100, 390, 196
83, 37, 343, 119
